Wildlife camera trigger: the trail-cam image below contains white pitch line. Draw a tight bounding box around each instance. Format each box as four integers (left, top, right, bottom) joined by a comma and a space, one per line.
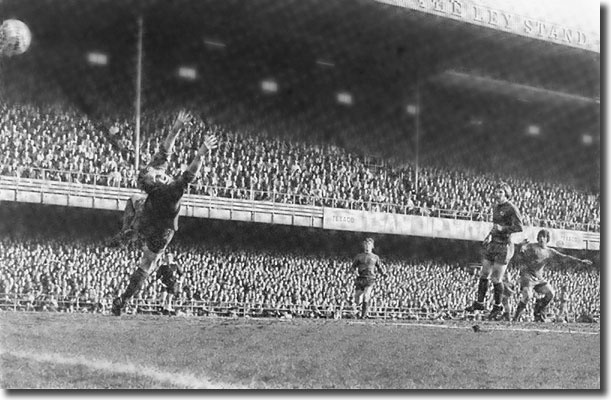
238, 316, 599, 336
1, 350, 240, 389
346, 320, 600, 335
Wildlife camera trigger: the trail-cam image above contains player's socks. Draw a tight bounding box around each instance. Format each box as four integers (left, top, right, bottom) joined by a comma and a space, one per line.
121, 268, 149, 302
538, 293, 553, 311
513, 301, 527, 321
533, 298, 542, 315
166, 295, 174, 310
476, 278, 489, 303
121, 199, 135, 231
159, 292, 167, 310
533, 295, 552, 321
493, 282, 504, 306
361, 301, 369, 319
111, 297, 123, 316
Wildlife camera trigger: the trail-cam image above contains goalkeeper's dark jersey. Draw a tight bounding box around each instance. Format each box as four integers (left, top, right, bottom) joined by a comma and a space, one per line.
351, 252, 385, 279
137, 149, 196, 231
490, 201, 523, 244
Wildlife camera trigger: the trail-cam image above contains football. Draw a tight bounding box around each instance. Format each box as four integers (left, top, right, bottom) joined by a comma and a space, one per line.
0, 19, 32, 57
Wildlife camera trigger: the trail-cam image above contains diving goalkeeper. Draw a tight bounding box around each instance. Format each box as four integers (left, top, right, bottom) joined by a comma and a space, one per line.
111, 110, 217, 316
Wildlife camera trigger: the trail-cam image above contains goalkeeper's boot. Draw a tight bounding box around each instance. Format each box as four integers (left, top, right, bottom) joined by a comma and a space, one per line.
488, 304, 504, 321
465, 301, 485, 313
111, 297, 123, 316
500, 312, 511, 321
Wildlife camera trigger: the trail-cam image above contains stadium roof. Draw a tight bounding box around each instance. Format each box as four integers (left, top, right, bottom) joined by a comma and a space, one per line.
0, 0, 601, 187
2, 0, 599, 98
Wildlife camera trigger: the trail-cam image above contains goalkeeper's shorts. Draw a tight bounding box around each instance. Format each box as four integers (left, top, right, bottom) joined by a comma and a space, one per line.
143, 227, 175, 254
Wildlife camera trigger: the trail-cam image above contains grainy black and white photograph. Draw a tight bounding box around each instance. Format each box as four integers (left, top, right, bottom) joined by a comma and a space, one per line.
0, 0, 601, 390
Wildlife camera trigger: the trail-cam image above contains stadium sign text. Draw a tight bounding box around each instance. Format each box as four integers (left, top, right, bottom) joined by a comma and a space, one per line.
375, 0, 599, 53
331, 215, 356, 224
323, 208, 599, 250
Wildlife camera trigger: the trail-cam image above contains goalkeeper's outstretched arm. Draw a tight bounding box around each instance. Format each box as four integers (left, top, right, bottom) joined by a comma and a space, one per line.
185, 134, 218, 177
162, 110, 193, 153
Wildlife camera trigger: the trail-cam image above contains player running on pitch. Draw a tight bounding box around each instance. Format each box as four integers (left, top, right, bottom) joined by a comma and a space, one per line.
350, 238, 387, 319
156, 252, 184, 315
466, 182, 523, 320
111, 110, 217, 316
513, 229, 592, 322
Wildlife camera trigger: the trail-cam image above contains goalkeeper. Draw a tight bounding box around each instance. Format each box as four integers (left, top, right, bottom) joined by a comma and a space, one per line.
111, 110, 217, 316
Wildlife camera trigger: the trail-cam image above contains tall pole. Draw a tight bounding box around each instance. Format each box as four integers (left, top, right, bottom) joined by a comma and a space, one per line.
134, 16, 143, 172
415, 78, 420, 194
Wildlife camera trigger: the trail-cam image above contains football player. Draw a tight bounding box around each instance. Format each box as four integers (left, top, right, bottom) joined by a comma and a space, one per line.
466, 182, 523, 320
156, 252, 184, 315
111, 110, 217, 316
350, 238, 387, 319
513, 229, 592, 322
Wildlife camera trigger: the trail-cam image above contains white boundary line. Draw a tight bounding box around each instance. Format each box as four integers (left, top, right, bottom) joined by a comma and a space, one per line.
1, 350, 240, 389
239, 316, 600, 335
345, 320, 600, 335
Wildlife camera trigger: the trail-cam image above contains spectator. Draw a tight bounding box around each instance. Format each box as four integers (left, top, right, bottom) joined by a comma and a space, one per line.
0, 101, 600, 232
0, 236, 599, 321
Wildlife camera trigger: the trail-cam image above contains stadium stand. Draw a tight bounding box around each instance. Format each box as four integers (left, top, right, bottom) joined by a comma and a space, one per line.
0, 232, 599, 322
0, 101, 600, 232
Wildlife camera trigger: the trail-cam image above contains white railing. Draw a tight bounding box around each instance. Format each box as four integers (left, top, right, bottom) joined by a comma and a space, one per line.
0, 166, 600, 232
0, 293, 597, 323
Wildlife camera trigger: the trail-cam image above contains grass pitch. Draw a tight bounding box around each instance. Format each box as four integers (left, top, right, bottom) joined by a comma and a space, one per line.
0, 312, 600, 389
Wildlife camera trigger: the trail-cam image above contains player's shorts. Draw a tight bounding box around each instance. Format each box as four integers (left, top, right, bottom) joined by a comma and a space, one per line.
142, 226, 175, 254
519, 274, 549, 292
161, 280, 177, 295
355, 276, 375, 292
483, 241, 514, 264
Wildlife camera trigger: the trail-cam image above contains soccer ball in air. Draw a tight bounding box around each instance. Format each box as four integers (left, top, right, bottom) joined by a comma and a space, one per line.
0, 19, 32, 57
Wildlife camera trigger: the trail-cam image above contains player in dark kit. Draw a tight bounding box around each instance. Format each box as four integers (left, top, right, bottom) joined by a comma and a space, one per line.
466, 182, 523, 320
351, 238, 387, 319
111, 110, 218, 316
156, 252, 183, 315
513, 229, 592, 322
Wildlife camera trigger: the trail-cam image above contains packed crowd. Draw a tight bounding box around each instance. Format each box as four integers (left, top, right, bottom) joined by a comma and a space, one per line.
0, 237, 600, 321
0, 102, 600, 231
